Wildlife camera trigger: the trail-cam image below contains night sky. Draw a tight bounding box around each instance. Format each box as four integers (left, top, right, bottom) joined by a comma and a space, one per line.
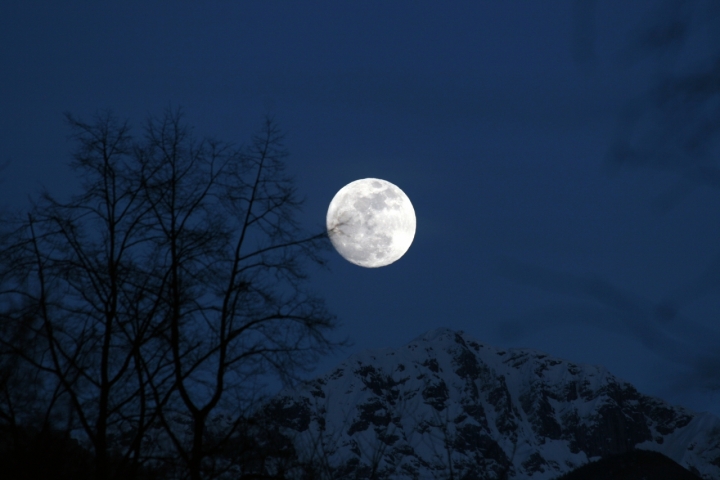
2, 1, 720, 417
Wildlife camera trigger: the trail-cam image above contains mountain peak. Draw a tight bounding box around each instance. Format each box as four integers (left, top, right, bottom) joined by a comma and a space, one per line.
409, 326, 457, 343
261, 328, 720, 479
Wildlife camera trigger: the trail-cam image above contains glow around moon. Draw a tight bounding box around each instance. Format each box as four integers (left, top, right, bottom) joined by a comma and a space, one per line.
326, 178, 416, 268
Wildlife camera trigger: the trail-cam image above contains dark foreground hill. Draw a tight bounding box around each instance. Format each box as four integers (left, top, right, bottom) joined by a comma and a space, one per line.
553, 449, 701, 480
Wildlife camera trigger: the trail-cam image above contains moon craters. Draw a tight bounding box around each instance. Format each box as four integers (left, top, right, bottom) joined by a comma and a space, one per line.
326, 178, 416, 268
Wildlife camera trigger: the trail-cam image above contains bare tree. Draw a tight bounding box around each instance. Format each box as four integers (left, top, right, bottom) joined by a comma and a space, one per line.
130, 110, 342, 480
0, 109, 343, 480
0, 111, 176, 479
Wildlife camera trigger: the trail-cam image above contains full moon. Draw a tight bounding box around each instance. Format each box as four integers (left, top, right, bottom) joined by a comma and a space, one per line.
326, 178, 416, 268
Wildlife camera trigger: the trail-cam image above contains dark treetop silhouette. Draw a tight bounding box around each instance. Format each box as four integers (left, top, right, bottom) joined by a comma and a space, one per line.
0, 109, 346, 480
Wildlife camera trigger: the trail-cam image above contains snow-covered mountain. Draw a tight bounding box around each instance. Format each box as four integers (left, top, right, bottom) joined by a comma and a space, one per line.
260, 328, 720, 479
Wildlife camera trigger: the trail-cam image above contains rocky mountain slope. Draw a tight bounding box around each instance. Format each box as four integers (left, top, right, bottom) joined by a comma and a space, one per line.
260, 328, 720, 479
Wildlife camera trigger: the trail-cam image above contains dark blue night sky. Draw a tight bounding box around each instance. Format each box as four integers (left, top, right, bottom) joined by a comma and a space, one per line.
2, 1, 720, 416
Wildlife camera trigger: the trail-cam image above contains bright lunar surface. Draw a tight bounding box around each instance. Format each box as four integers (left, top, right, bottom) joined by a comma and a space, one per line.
326, 178, 416, 268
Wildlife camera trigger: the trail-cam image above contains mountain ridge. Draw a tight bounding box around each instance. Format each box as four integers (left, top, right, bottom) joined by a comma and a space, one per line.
259, 327, 720, 479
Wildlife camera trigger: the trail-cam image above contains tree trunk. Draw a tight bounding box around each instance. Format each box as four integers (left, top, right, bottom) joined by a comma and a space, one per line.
188, 413, 207, 480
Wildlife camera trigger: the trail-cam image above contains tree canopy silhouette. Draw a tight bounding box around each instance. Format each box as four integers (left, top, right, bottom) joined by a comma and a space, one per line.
0, 109, 345, 480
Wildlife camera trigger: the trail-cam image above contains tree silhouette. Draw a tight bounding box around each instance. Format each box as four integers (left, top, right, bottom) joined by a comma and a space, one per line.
0, 109, 344, 480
